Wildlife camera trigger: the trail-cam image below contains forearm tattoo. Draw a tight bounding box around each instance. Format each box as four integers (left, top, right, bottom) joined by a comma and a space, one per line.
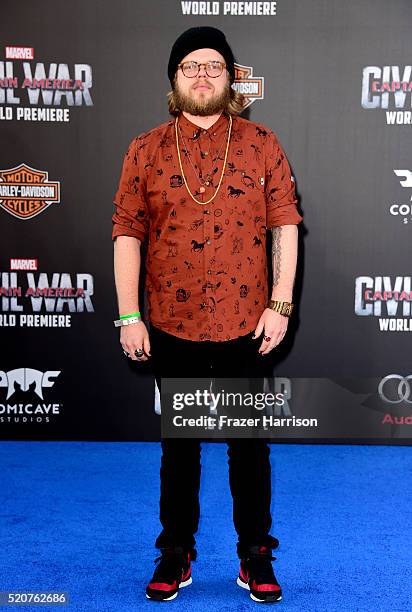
271, 227, 282, 287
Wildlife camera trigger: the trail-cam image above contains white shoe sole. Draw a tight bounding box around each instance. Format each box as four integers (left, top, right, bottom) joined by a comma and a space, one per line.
236, 576, 282, 603
237, 577, 250, 590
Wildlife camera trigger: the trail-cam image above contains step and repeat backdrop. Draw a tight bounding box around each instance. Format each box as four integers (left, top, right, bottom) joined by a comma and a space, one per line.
1, 1, 411, 442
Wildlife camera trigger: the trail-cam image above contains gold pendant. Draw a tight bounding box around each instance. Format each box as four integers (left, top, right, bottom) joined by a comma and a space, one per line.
199, 186, 206, 193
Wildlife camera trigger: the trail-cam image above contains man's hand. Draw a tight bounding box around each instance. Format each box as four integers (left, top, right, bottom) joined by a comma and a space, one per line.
253, 308, 288, 355
120, 321, 151, 361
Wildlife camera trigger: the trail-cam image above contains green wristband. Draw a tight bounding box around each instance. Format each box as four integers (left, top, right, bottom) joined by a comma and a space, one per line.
119, 311, 141, 319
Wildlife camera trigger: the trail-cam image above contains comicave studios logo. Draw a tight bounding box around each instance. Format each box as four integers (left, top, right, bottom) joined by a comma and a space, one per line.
361, 65, 412, 125
0, 163, 60, 220
354, 276, 412, 332
378, 375, 412, 426
181, 1, 277, 16
389, 170, 412, 225
0, 46, 93, 123
0, 258, 95, 328
0, 368, 62, 424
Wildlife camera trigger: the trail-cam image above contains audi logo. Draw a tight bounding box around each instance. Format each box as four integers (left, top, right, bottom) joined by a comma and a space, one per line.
378, 374, 412, 404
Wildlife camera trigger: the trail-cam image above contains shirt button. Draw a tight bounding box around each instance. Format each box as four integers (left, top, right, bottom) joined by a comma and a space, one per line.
204, 209, 209, 214
213, 133, 216, 136
207, 269, 212, 275
206, 240, 211, 245
203, 151, 209, 156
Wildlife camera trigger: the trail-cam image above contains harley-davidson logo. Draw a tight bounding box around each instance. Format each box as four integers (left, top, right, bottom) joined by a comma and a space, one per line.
232, 63, 265, 110
0, 163, 60, 220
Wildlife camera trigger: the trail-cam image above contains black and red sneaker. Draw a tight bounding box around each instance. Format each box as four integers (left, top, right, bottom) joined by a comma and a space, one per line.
146, 545, 195, 601
237, 545, 282, 603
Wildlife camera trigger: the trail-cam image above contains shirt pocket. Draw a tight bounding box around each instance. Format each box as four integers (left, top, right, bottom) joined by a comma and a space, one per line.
224, 159, 266, 200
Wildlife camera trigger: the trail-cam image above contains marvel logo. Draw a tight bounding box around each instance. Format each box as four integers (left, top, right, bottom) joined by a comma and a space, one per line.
5, 46, 34, 60
10, 258, 38, 271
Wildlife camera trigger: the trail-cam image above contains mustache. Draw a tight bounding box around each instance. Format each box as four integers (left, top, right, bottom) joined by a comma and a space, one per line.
192, 82, 213, 89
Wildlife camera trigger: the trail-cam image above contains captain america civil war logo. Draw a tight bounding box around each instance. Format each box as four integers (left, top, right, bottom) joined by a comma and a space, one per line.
0, 46, 93, 123
354, 276, 412, 332
0, 258, 95, 328
361, 65, 412, 125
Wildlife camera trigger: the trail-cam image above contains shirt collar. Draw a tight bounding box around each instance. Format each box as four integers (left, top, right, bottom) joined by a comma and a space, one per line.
176, 111, 231, 142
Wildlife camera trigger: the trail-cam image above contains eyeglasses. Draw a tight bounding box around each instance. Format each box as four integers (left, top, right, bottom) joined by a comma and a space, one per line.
178, 60, 226, 78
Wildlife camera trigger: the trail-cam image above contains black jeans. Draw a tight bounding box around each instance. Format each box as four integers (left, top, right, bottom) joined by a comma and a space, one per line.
149, 324, 276, 556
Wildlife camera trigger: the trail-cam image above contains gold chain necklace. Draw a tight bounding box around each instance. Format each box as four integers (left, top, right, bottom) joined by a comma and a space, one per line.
178, 123, 229, 187
175, 114, 233, 205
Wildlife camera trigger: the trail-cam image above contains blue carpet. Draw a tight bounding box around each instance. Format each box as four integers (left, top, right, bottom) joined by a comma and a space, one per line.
0, 441, 411, 611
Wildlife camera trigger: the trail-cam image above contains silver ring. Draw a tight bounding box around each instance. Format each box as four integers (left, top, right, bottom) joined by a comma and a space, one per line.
123, 349, 130, 357
134, 348, 144, 358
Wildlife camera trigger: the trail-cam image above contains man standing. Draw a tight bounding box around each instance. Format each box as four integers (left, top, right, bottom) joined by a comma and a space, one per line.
112, 27, 302, 603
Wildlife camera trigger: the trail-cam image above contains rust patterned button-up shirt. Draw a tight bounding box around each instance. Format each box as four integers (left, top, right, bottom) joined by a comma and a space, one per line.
112, 111, 303, 342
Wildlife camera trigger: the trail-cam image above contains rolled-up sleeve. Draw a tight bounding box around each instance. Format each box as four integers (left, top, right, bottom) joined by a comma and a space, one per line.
264, 131, 303, 228
111, 137, 149, 242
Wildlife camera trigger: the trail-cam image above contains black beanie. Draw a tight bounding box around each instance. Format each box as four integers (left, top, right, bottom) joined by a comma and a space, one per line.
168, 26, 236, 86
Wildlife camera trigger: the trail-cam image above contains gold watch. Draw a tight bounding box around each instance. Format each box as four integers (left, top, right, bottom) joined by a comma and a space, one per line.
267, 300, 294, 317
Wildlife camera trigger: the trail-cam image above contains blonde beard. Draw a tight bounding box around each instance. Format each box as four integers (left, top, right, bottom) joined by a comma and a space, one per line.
173, 81, 232, 116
